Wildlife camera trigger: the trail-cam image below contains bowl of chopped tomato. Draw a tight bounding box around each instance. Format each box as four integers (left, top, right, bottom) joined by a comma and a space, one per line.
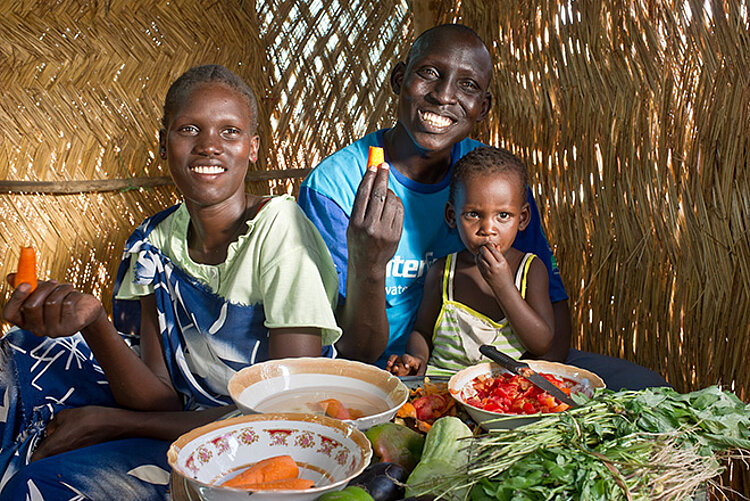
448, 361, 605, 429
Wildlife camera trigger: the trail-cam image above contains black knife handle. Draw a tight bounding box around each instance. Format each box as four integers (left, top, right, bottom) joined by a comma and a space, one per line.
479, 345, 528, 373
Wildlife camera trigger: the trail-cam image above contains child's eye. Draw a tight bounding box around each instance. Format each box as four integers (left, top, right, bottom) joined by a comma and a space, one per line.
464, 211, 479, 219
177, 125, 198, 134
496, 212, 510, 220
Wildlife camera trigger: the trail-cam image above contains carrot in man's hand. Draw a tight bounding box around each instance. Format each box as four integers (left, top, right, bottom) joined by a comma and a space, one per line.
222, 455, 299, 488
14, 246, 38, 292
233, 478, 315, 491
367, 146, 384, 168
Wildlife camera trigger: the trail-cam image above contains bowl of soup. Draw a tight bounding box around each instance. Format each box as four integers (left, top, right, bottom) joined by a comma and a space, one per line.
228, 358, 409, 430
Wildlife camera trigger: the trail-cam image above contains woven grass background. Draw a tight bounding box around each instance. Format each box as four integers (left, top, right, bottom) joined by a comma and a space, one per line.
1, 0, 749, 493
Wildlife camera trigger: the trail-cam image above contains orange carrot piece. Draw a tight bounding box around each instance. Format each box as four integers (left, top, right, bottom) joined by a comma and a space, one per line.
367, 146, 384, 168
14, 246, 38, 292
236, 478, 315, 491
347, 408, 364, 419
222, 455, 298, 488
318, 398, 351, 420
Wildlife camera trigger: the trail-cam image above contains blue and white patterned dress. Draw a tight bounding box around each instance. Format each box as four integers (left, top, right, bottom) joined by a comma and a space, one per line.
0, 200, 340, 500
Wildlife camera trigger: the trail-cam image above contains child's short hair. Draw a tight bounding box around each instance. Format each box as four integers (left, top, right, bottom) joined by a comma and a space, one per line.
161, 64, 258, 131
449, 146, 529, 204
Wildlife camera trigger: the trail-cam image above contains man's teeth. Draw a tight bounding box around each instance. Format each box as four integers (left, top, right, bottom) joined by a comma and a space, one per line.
421, 111, 452, 127
191, 165, 225, 174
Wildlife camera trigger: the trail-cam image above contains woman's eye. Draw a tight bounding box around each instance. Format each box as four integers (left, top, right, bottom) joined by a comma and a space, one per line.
419, 67, 439, 79
222, 128, 241, 137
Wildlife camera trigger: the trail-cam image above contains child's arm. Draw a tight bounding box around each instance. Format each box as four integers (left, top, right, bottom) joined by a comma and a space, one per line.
385, 260, 443, 376
476, 246, 554, 356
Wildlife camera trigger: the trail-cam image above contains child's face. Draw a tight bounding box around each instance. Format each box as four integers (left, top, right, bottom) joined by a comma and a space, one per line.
446, 172, 530, 256
161, 82, 259, 209
392, 29, 492, 154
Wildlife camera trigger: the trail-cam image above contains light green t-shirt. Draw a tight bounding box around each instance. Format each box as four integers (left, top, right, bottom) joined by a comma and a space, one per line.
116, 195, 341, 345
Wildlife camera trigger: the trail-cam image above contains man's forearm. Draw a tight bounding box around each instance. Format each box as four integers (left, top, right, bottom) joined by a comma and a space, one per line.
335, 264, 390, 362
541, 299, 571, 362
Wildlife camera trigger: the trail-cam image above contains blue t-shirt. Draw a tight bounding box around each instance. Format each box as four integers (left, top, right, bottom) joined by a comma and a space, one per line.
299, 129, 567, 367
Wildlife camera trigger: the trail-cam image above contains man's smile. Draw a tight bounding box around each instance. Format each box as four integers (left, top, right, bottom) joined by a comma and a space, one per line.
418, 109, 455, 130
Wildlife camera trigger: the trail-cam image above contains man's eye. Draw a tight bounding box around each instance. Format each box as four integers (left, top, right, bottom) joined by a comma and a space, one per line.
419, 67, 439, 79
461, 80, 480, 92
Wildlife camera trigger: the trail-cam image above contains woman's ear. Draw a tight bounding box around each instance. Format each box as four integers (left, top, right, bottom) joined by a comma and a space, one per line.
390, 62, 406, 95
518, 201, 531, 231
445, 202, 457, 228
158, 129, 167, 160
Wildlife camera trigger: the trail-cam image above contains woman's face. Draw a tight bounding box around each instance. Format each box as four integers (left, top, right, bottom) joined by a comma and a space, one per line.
161, 82, 259, 209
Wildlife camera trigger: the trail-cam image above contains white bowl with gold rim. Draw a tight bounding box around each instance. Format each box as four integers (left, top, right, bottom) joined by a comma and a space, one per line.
167, 413, 372, 501
228, 357, 409, 430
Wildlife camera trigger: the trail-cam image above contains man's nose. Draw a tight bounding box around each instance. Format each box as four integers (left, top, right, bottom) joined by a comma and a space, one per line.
428, 78, 458, 105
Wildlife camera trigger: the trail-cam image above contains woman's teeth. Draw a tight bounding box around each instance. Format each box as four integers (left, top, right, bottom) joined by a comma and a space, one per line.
420, 111, 452, 128
191, 165, 225, 174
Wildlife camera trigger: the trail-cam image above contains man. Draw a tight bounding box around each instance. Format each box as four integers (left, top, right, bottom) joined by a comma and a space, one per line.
299, 24, 667, 389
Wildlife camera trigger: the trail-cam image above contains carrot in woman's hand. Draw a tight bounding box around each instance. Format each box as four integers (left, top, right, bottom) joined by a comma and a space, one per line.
222, 455, 298, 488
367, 146, 384, 168
14, 246, 38, 292
234, 478, 315, 491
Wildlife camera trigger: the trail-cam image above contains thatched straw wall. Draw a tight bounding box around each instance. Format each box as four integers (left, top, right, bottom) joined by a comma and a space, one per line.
1, 0, 749, 493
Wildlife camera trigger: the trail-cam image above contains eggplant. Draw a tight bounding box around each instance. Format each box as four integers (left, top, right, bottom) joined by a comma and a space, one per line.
348, 462, 408, 501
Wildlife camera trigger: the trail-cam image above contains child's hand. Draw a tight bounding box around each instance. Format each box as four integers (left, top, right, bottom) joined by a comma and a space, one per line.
476, 244, 515, 295
3, 275, 106, 338
386, 354, 425, 376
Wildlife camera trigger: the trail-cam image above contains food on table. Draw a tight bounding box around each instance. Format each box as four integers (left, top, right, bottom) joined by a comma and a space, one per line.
395, 378, 457, 432
314, 398, 364, 420
405, 417, 472, 499
221, 454, 306, 490
464, 372, 576, 414
347, 462, 408, 501
367, 146, 384, 168
236, 478, 315, 491
14, 246, 38, 292
364, 422, 424, 471
318, 485, 375, 501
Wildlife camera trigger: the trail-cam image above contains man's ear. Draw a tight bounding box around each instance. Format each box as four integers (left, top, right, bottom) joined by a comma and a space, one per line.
248, 134, 260, 163
158, 129, 167, 160
477, 91, 492, 123
445, 202, 457, 228
390, 62, 406, 95
518, 201, 531, 231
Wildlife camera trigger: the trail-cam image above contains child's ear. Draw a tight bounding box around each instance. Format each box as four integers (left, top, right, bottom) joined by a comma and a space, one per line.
518, 201, 531, 231
158, 129, 167, 160
445, 202, 457, 228
390, 62, 406, 95
248, 135, 260, 164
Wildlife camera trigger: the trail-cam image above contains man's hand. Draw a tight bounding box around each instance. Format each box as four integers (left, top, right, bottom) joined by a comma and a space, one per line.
347, 163, 404, 274
31, 406, 128, 461
475, 245, 515, 297
3, 275, 106, 338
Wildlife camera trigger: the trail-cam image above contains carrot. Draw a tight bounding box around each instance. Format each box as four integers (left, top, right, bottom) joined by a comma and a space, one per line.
367, 146, 384, 168
318, 398, 351, 420
14, 246, 38, 292
234, 478, 315, 491
222, 455, 298, 488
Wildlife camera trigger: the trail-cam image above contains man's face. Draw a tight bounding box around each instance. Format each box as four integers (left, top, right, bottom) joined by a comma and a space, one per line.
393, 30, 492, 154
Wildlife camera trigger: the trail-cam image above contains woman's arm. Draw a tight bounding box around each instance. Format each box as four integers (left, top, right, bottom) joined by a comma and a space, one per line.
268, 328, 322, 358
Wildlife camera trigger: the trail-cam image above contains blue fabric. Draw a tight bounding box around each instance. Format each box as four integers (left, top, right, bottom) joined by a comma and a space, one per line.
565, 349, 670, 391
299, 129, 567, 367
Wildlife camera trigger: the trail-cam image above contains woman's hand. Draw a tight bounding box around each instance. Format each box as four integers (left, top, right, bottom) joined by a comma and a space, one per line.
475, 245, 515, 298
3, 275, 106, 338
31, 406, 129, 462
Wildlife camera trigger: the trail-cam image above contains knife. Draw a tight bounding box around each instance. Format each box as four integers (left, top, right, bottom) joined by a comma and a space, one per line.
479, 345, 578, 408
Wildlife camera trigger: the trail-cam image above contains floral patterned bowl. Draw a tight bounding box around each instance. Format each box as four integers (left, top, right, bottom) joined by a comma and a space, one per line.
167, 413, 372, 501
228, 357, 409, 430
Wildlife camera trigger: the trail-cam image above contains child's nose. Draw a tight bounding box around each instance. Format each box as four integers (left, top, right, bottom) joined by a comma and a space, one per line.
478, 219, 497, 235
